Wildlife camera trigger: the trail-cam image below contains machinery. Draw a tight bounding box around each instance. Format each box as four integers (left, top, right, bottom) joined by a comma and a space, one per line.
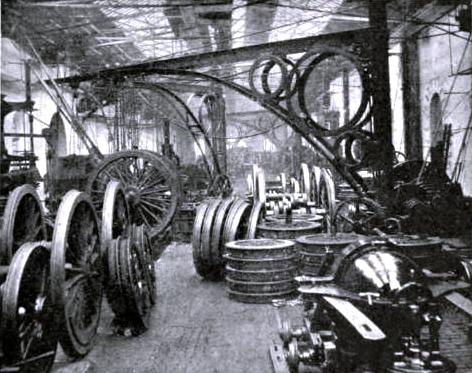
271, 238, 472, 373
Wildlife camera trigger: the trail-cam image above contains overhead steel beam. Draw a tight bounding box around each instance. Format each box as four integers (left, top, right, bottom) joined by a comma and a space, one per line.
52, 28, 372, 84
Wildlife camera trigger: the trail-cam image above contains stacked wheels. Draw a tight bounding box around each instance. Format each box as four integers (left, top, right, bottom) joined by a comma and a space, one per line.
296, 233, 360, 276
0, 178, 160, 372
257, 220, 322, 240
224, 239, 297, 303
192, 197, 263, 280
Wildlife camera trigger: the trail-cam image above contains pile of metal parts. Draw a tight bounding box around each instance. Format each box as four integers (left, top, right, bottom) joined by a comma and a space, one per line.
191, 163, 339, 303
0, 154, 176, 372
0, 182, 157, 372
270, 236, 472, 373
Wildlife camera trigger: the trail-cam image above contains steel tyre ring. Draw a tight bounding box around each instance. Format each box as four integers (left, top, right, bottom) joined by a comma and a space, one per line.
106, 236, 128, 317
1, 185, 46, 265
101, 180, 129, 255
246, 201, 264, 239
50, 190, 102, 358
200, 198, 222, 264
210, 197, 235, 264
1, 242, 57, 372
222, 200, 251, 244
192, 200, 224, 280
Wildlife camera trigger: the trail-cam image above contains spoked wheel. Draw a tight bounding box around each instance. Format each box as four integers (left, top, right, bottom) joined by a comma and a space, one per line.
50, 190, 102, 358
333, 197, 385, 235
1, 185, 46, 265
87, 150, 181, 240
101, 180, 129, 254
1, 242, 57, 372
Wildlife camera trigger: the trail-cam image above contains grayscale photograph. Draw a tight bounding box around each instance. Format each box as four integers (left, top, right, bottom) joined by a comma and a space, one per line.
0, 0, 471, 372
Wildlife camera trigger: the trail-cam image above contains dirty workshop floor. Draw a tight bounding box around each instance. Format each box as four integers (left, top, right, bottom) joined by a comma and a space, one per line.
52, 242, 283, 373
52, 243, 472, 373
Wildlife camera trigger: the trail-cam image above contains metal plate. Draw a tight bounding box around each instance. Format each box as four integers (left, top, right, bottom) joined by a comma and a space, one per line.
1, 241, 57, 372
50, 190, 102, 358
225, 238, 295, 259
225, 277, 295, 294
0, 184, 46, 265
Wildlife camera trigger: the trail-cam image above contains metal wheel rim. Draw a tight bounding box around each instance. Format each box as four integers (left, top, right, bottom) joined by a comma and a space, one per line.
192, 200, 211, 266
101, 180, 129, 254
200, 198, 222, 265
50, 190, 102, 358
210, 197, 235, 264
246, 201, 263, 239
1, 241, 57, 372
1, 185, 46, 265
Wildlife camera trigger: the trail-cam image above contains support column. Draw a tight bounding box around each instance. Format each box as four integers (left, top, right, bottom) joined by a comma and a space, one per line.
368, 0, 394, 185
401, 37, 423, 160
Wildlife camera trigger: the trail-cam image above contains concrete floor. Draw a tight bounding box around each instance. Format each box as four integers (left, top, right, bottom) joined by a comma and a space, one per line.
51, 242, 472, 373
53, 243, 282, 373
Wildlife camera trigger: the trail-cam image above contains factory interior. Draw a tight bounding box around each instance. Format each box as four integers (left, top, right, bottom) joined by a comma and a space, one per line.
1, 0, 472, 372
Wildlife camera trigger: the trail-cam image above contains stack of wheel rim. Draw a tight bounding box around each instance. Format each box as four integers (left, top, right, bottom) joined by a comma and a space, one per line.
387, 235, 443, 268
296, 233, 361, 276
224, 239, 297, 303
257, 219, 322, 241
192, 197, 263, 281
